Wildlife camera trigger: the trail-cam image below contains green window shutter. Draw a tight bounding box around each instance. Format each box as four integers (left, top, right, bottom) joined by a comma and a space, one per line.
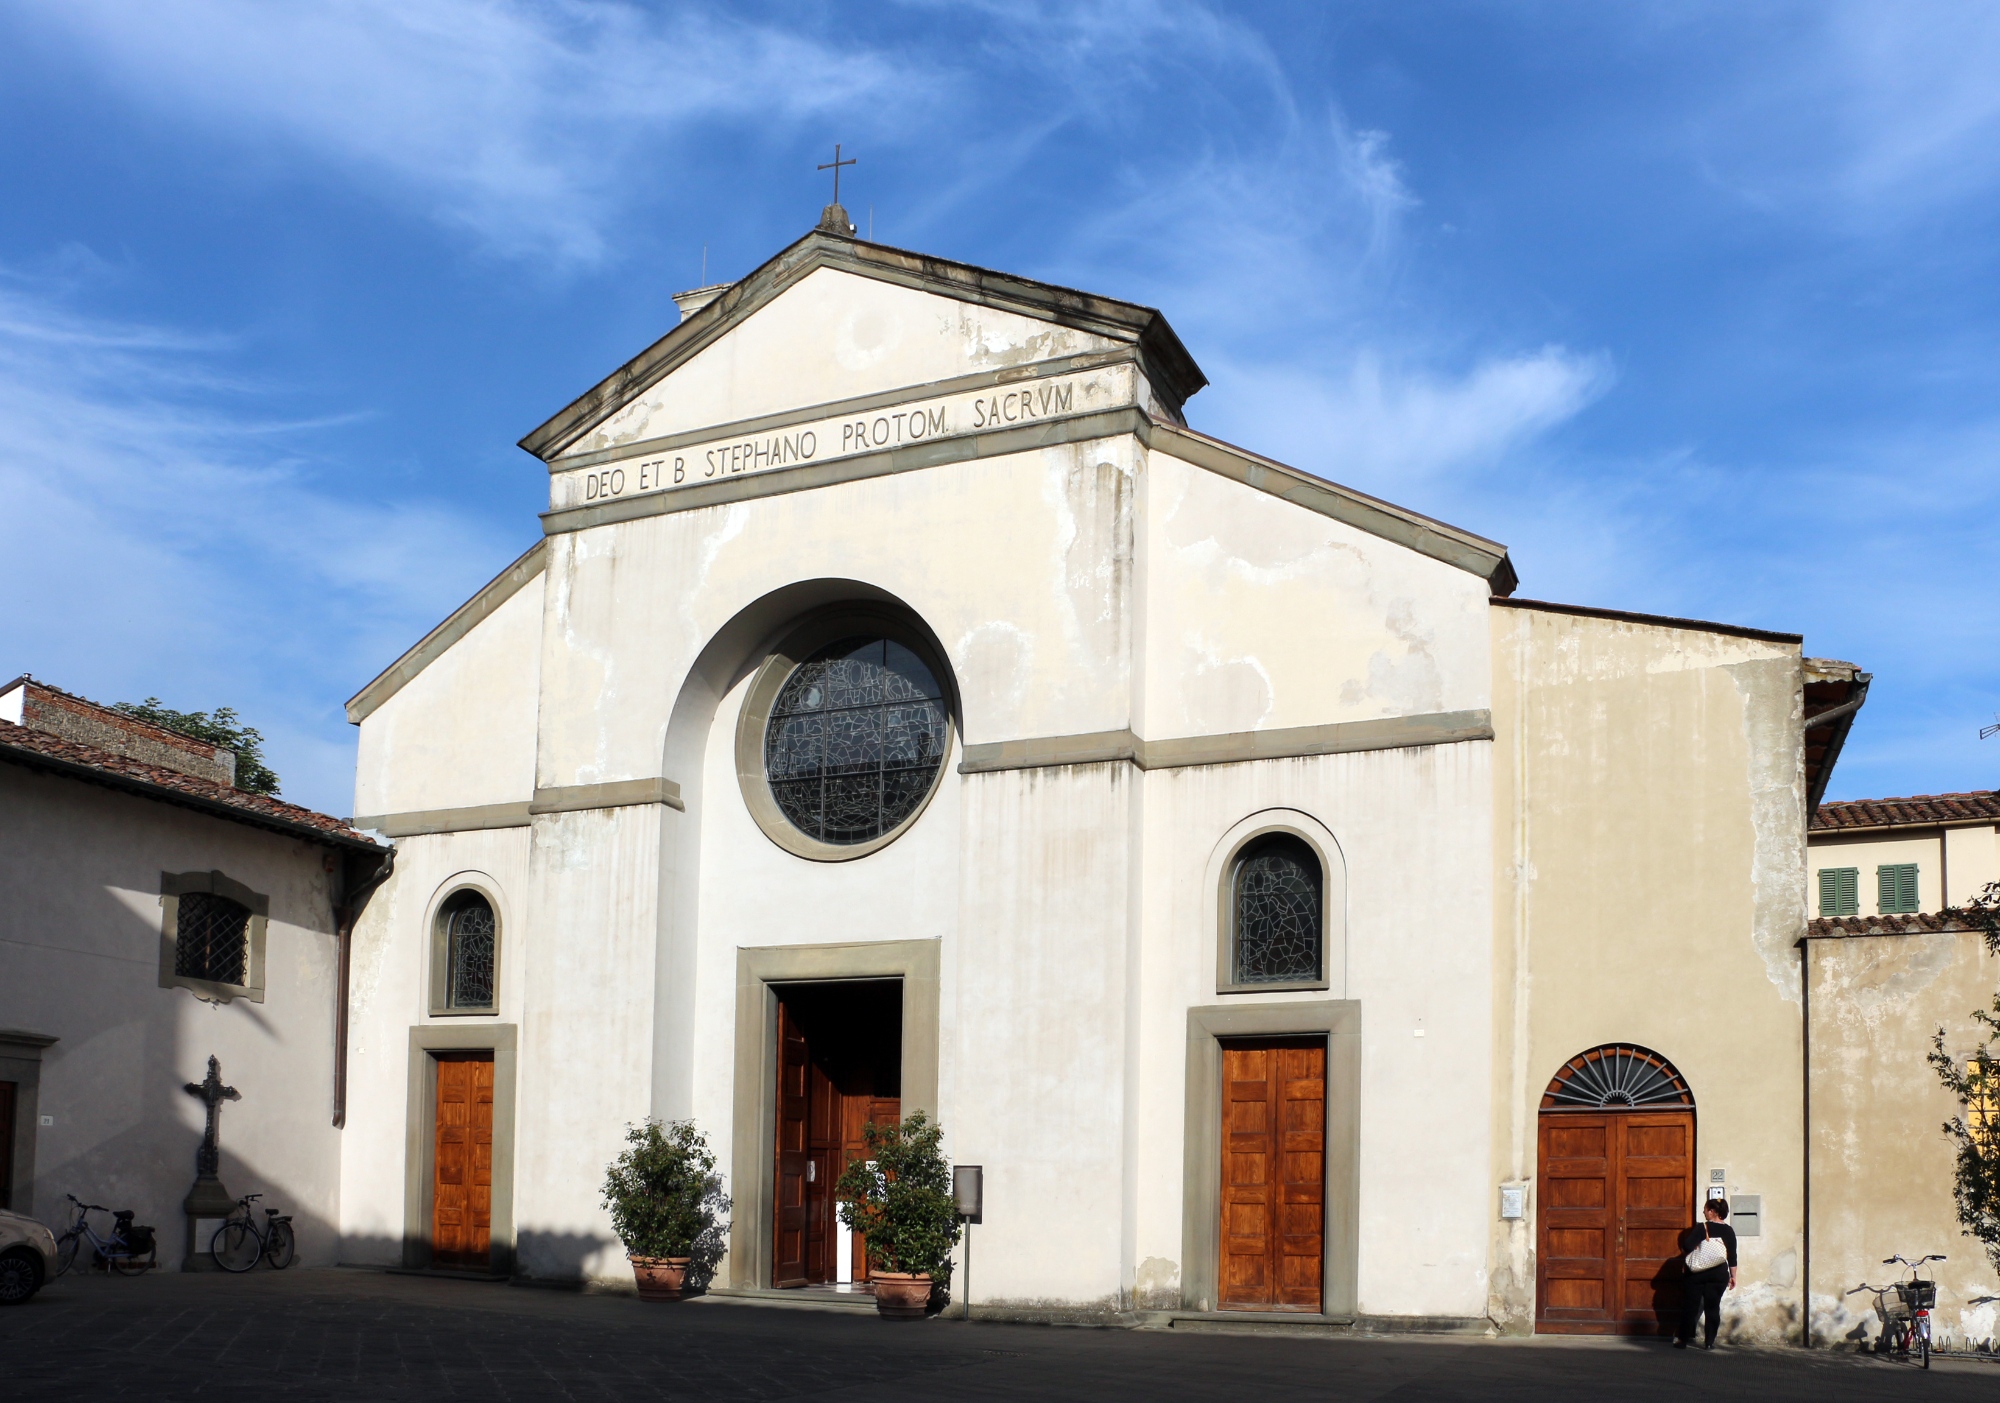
1878, 864, 1919, 914
1820, 867, 1859, 916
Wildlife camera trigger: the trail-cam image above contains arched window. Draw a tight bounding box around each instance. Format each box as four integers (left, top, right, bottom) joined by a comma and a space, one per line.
1540, 1044, 1692, 1111
763, 635, 949, 846
1230, 834, 1324, 986
436, 891, 497, 1013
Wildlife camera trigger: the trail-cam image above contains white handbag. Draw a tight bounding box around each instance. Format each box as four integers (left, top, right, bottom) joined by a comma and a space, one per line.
1685, 1221, 1728, 1273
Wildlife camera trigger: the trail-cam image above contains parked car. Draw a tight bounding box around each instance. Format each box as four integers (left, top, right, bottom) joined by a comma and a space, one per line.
0, 1208, 60, 1304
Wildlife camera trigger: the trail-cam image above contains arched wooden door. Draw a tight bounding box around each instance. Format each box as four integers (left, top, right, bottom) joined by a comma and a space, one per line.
1535, 1045, 1694, 1335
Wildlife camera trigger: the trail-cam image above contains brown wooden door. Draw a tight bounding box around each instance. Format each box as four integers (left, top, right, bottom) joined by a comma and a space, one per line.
1536, 1110, 1692, 1333
773, 1002, 810, 1287
432, 1053, 493, 1269
1219, 1038, 1325, 1312
841, 1094, 900, 1283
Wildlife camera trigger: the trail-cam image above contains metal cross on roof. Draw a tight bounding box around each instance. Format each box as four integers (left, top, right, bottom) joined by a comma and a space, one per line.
818, 143, 856, 207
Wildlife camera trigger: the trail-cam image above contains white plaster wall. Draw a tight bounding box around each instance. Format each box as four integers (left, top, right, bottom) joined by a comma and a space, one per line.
1140, 452, 1493, 735
336, 825, 531, 1262
534, 438, 1143, 796
510, 803, 669, 1280
571, 268, 1123, 456
1123, 747, 1496, 1317
0, 767, 345, 1265
353, 571, 544, 820
948, 764, 1136, 1307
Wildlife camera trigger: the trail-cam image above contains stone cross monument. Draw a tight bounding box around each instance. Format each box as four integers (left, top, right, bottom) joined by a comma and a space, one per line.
181, 1055, 241, 1268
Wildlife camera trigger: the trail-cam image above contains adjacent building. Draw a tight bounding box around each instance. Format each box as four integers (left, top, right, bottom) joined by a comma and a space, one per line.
1805, 791, 2000, 1347
0, 676, 387, 1268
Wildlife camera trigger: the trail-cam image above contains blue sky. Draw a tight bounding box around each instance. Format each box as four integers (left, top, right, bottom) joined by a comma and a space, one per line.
1, 1, 1996, 815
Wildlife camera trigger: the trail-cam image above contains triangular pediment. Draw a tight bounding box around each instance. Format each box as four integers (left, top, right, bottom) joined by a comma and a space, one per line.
520, 230, 1208, 463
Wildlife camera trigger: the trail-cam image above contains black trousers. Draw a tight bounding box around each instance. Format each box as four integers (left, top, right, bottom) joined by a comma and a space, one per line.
1680, 1270, 1727, 1343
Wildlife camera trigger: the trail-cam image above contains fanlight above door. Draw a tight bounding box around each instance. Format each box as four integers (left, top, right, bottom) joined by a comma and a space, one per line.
1540, 1044, 1692, 1112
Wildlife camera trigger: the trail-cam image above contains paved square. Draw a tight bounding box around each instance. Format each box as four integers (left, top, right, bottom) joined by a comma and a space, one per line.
4, 1269, 1992, 1402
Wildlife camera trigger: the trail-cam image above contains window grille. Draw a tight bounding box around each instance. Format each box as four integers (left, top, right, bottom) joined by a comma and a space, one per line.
764, 636, 948, 845
1541, 1044, 1693, 1111
1230, 834, 1323, 984
174, 891, 251, 986
1877, 863, 1919, 914
444, 896, 496, 1010
1818, 867, 1859, 916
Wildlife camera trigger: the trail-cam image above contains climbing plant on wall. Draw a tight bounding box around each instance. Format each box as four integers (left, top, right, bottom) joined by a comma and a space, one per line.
1930, 881, 2000, 1272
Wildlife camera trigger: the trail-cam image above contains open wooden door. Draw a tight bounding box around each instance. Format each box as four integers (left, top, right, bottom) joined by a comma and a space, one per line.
773, 1001, 811, 1288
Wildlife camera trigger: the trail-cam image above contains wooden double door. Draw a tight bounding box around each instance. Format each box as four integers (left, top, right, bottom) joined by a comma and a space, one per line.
1536, 1111, 1693, 1333
773, 983, 902, 1287
432, 1052, 494, 1269
1219, 1038, 1325, 1312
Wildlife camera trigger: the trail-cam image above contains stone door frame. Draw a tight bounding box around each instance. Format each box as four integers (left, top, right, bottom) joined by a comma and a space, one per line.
728, 940, 940, 1289
1181, 1000, 1361, 1316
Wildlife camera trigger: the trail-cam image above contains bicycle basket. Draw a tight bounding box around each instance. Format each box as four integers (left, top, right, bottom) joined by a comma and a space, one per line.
1877, 1291, 1912, 1323
1897, 1281, 1937, 1311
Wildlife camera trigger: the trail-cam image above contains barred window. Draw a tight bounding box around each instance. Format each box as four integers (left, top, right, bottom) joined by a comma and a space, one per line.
442, 894, 497, 1011
1231, 835, 1324, 985
174, 891, 251, 986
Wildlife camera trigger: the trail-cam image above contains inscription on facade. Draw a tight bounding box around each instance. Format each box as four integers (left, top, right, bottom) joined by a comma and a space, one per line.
554, 363, 1134, 512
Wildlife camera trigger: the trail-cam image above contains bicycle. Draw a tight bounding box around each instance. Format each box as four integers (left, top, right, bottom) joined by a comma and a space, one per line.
53, 1194, 157, 1276
210, 1193, 296, 1272
1852, 1253, 1945, 1368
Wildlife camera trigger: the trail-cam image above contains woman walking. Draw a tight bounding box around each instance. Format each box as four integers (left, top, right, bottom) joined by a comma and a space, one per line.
1675, 1196, 1737, 1349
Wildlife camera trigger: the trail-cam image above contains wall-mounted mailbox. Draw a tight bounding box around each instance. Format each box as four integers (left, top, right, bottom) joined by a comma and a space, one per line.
1731, 1195, 1761, 1237
953, 1164, 983, 1223
1499, 1184, 1526, 1221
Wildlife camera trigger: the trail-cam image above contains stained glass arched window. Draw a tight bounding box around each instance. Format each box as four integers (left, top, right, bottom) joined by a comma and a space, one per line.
1540, 1044, 1692, 1112
1231, 834, 1324, 985
763, 635, 949, 846
442, 893, 496, 1011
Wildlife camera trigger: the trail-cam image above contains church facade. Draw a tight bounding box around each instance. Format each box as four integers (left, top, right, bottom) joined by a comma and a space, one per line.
334, 219, 1876, 1341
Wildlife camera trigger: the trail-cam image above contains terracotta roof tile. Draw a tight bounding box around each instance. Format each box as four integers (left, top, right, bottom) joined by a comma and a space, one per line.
1806, 912, 1986, 938
1810, 791, 2000, 832
0, 718, 376, 848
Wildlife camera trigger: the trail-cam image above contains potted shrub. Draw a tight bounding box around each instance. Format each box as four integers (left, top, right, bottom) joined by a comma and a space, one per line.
834, 1110, 962, 1319
601, 1119, 729, 1301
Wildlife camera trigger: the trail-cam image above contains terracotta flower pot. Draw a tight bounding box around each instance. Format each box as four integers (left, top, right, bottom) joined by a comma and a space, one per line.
872, 1271, 933, 1319
630, 1255, 692, 1301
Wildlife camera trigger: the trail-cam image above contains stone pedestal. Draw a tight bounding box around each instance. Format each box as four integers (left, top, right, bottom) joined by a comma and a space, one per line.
181, 1176, 236, 1271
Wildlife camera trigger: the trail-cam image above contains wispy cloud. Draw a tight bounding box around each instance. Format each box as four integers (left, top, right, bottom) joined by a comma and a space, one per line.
0, 271, 513, 810
16, 0, 913, 265
1690, 3, 2000, 225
